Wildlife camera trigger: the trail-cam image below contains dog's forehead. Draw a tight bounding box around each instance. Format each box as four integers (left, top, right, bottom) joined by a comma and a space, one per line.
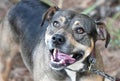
52, 10, 76, 20
71, 14, 96, 34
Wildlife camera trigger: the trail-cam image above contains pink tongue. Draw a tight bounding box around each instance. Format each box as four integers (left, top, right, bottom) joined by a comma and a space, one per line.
53, 49, 75, 64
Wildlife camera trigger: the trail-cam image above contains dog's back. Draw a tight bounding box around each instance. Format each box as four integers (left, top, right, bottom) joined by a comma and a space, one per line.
8, 0, 49, 71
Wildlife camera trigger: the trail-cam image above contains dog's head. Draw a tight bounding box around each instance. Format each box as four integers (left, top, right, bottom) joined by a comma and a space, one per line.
41, 7, 110, 70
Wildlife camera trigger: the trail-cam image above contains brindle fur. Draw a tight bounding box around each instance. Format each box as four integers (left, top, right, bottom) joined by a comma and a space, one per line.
2, 0, 112, 81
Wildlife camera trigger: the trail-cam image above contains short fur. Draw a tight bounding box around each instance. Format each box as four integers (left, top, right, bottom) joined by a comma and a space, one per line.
3, 0, 112, 81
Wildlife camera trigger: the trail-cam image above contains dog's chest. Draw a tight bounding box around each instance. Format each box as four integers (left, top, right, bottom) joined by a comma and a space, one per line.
65, 69, 76, 81
65, 62, 85, 81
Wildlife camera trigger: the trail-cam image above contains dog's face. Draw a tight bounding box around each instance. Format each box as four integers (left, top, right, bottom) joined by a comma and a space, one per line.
41, 7, 110, 70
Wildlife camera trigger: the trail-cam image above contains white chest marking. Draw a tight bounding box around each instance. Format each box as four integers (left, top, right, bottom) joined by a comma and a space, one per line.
65, 69, 76, 81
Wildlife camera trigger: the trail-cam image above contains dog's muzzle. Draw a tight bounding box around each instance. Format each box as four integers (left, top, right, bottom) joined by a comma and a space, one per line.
49, 48, 84, 70
46, 34, 85, 70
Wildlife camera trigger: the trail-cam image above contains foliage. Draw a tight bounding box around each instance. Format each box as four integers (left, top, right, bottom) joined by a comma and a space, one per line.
107, 12, 120, 49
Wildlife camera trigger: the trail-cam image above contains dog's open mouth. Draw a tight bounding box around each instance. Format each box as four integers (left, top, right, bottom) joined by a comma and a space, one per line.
49, 49, 84, 70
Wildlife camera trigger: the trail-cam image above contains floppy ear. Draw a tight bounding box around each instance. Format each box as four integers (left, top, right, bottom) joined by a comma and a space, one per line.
96, 21, 111, 48
41, 6, 59, 26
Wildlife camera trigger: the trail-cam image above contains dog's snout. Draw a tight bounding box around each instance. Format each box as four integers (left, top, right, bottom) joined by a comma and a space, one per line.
52, 34, 65, 45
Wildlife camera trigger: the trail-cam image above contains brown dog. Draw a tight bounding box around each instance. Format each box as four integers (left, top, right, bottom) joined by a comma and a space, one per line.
4, 0, 118, 81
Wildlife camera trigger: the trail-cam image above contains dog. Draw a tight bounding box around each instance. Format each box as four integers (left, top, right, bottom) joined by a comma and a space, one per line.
40, 7, 111, 81
5, 0, 117, 81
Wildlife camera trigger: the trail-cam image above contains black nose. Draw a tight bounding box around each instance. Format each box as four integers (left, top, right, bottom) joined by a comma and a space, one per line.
52, 34, 65, 45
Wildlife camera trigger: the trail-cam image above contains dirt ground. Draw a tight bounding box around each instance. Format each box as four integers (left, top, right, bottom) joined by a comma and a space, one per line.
0, 0, 120, 81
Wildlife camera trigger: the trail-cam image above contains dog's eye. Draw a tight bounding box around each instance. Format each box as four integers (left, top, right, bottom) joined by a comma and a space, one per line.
75, 27, 84, 34
53, 21, 60, 28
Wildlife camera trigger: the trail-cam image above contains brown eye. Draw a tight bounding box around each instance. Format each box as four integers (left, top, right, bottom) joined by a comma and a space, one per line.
75, 27, 84, 34
53, 21, 60, 27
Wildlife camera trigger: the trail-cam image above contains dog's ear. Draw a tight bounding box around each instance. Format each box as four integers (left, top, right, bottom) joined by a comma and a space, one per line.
96, 21, 111, 48
41, 6, 59, 26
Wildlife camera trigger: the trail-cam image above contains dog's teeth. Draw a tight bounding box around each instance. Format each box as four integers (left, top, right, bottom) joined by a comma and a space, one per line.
53, 49, 56, 54
53, 49, 58, 60
70, 54, 73, 58
53, 49, 56, 59
60, 59, 65, 64
51, 56, 53, 60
